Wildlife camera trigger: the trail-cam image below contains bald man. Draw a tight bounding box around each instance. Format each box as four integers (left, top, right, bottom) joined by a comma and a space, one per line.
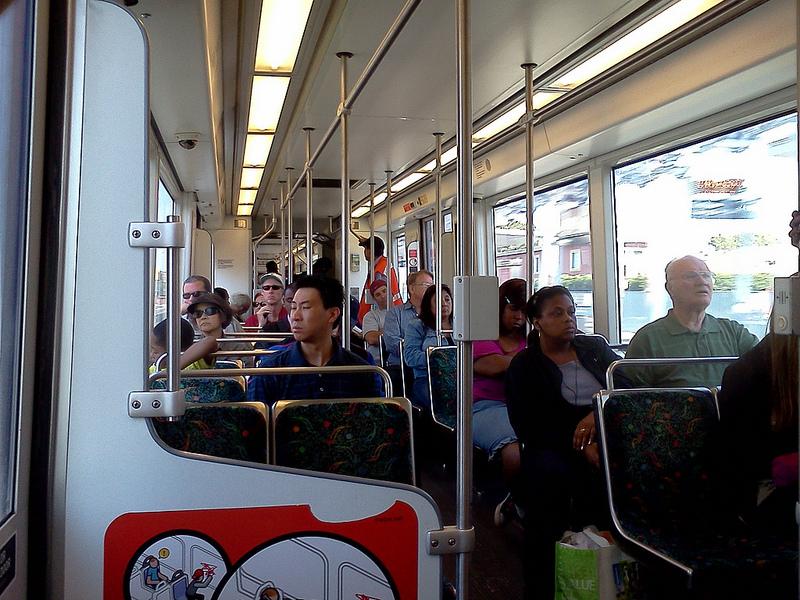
625, 255, 758, 387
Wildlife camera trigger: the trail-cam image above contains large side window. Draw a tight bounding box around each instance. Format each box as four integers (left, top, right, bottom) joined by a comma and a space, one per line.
152, 180, 175, 325
614, 113, 798, 342
493, 178, 593, 332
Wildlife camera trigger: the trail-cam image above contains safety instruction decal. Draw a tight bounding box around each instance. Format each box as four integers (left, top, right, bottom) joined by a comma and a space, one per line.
104, 502, 417, 599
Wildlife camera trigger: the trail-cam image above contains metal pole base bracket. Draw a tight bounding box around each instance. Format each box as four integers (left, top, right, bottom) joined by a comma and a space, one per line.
128, 221, 186, 248
427, 526, 475, 555
129, 389, 186, 419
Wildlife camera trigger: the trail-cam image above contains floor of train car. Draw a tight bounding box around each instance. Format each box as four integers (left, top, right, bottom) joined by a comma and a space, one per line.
415, 437, 525, 599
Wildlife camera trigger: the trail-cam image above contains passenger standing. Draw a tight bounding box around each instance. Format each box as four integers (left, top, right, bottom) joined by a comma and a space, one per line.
473, 279, 524, 523
506, 286, 627, 600
247, 275, 381, 406
382, 270, 433, 391
625, 255, 758, 387
362, 278, 389, 364
404, 284, 454, 408
357, 236, 402, 324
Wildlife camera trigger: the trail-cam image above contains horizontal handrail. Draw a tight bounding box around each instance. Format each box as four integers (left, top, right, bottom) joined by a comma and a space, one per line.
224, 331, 289, 338
606, 356, 738, 391
149, 364, 393, 399
214, 336, 288, 344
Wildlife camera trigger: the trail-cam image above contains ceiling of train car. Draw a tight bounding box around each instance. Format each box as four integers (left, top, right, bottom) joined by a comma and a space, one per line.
130, 0, 666, 226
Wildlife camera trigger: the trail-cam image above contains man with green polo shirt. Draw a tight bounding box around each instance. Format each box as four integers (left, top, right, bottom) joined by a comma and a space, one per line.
625, 255, 758, 387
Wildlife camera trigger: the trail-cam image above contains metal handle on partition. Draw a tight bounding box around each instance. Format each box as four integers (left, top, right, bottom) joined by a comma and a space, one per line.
149, 364, 394, 399
605, 356, 738, 391
128, 215, 187, 419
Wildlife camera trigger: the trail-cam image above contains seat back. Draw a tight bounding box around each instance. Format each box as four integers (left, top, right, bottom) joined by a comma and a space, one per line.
152, 376, 246, 403
272, 397, 415, 485
597, 388, 720, 537
427, 345, 457, 430
153, 401, 268, 463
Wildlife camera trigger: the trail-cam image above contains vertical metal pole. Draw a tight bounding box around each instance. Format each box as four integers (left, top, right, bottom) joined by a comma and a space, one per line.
434, 132, 444, 337
455, 0, 474, 597
304, 127, 315, 271
338, 51, 353, 349
286, 167, 294, 283
385, 170, 393, 304
522, 63, 537, 298
166, 215, 182, 397
279, 181, 286, 277
369, 183, 376, 288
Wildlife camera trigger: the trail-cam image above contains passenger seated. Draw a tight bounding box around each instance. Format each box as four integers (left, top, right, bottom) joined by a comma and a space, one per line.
247, 275, 381, 406
149, 317, 218, 373
383, 270, 433, 391
229, 293, 251, 323
717, 211, 799, 537
185, 292, 235, 368
244, 291, 264, 327
473, 278, 524, 521
625, 255, 758, 387
404, 284, 454, 408
254, 273, 290, 333
506, 285, 627, 600
362, 277, 389, 364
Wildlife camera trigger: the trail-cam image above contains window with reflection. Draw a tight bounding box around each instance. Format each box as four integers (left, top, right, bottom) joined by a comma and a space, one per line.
493, 178, 592, 332
153, 180, 175, 325
614, 113, 798, 342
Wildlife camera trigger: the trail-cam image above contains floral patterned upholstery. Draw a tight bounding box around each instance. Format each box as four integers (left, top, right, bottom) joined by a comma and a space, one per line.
153, 402, 267, 463
272, 398, 414, 485
599, 388, 797, 587
427, 346, 457, 430
152, 377, 246, 403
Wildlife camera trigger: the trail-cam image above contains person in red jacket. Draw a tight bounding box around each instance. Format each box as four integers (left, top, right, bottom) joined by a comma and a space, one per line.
357, 236, 401, 325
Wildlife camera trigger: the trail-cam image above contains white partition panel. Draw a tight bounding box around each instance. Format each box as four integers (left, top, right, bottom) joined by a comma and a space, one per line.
52, 2, 442, 598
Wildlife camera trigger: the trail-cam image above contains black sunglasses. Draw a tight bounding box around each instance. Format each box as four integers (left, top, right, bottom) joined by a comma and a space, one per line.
182, 291, 205, 300
261, 285, 283, 291
192, 306, 221, 319
254, 302, 268, 308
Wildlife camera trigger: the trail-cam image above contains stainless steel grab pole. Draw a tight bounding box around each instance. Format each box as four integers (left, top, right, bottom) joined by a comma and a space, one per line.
434, 132, 443, 338
522, 63, 536, 299
369, 182, 376, 288
304, 127, 315, 271
385, 170, 393, 305
286, 167, 294, 283
455, 0, 474, 596
279, 181, 286, 277
166, 215, 182, 419
338, 51, 352, 350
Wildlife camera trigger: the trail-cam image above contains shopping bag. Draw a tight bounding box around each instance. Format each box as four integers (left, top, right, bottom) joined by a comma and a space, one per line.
554, 527, 639, 600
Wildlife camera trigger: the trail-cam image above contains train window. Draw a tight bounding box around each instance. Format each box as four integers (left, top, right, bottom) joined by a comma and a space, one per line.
152, 180, 175, 325
422, 216, 435, 272
614, 113, 798, 342
393, 233, 408, 298
494, 178, 593, 333
0, 0, 32, 524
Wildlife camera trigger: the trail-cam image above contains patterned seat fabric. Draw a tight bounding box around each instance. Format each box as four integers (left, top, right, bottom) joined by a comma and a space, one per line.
428, 347, 457, 429
602, 388, 797, 585
274, 400, 414, 485
153, 403, 267, 463
152, 377, 246, 403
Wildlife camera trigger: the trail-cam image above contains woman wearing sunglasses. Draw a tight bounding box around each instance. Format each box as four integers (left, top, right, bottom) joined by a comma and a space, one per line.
186, 292, 234, 368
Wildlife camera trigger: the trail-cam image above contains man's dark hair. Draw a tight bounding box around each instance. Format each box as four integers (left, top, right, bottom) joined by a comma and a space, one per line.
419, 284, 453, 330
499, 278, 527, 335
293, 275, 344, 312
359, 236, 385, 257
152, 318, 195, 351
213, 286, 230, 301
265, 260, 279, 274
183, 274, 212, 292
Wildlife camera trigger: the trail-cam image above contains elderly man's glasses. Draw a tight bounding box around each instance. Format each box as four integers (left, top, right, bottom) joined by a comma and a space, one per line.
192, 306, 221, 319
254, 302, 268, 308
261, 285, 283, 291
672, 271, 715, 283
182, 291, 205, 300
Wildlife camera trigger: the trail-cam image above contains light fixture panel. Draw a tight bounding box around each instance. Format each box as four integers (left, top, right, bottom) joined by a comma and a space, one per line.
255, 0, 313, 72
243, 134, 274, 167
248, 75, 290, 132
241, 167, 264, 189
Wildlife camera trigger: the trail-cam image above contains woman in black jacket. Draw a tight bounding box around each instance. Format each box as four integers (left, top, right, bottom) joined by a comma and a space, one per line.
507, 285, 623, 600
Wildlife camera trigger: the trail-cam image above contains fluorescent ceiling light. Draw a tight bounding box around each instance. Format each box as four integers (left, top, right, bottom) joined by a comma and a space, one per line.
243, 134, 274, 167
237, 204, 254, 216
255, 0, 313, 72
241, 168, 264, 189
474, 104, 525, 142
351, 206, 370, 218
419, 160, 436, 173
552, 0, 723, 90
239, 190, 257, 205
392, 172, 426, 192
373, 192, 387, 206
248, 75, 290, 132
